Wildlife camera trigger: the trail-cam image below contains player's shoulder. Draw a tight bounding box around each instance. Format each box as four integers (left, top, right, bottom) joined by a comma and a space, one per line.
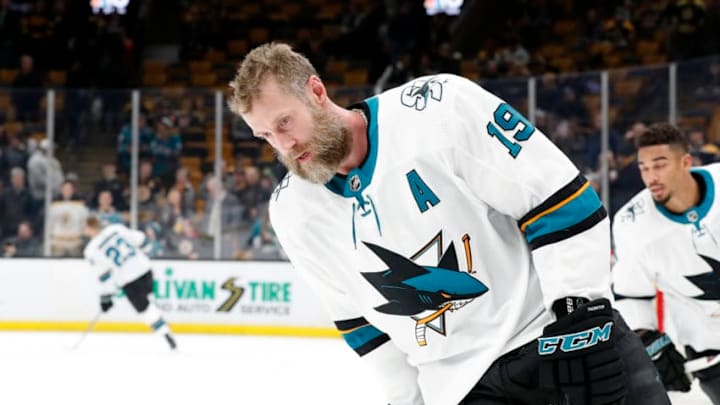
612, 189, 667, 249
378, 73, 476, 109
693, 162, 720, 179
268, 174, 327, 230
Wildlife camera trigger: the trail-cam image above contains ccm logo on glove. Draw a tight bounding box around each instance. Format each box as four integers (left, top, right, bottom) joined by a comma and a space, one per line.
538, 322, 613, 355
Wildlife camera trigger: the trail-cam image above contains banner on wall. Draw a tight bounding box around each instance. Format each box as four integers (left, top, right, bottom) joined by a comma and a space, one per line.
0, 259, 336, 337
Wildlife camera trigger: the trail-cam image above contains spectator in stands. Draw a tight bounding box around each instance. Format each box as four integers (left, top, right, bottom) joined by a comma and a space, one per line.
12, 54, 42, 121
91, 163, 127, 211
663, 0, 708, 60
2, 167, 34, 237
246, 207, 285, 260
137, 183, 159, 224
170, 167, 195, 216
688, 127, 720, 164
53, 179, 84, 202
151, 115, 182, 187
3, 134, 29, 181
159, 188, 198, 259
695, 59, 720, 97
48, 180, 88, 257
117, 114, 155, 176
236, 165, 268, 217
139, 158, 162, 198
200, 174, 245, 248
160, 188, 191, 232
27, 138, 64, 203
92, 189, 124, 226
141, 221, 163, 258
3, 220, 40, 257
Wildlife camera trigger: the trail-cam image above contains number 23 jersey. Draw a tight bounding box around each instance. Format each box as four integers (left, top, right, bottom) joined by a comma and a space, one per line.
83, 223, 150, 288
270, 74, 611, 405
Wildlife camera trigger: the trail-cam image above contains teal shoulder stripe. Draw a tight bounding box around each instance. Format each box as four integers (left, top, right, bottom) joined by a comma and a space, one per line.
524, 186, 603, 244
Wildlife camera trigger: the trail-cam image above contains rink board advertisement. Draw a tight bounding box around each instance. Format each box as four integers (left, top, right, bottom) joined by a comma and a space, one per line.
0, 259, 338, 337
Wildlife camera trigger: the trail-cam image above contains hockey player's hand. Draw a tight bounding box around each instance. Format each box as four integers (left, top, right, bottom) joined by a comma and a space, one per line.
99, 294, 114, 313
639, 330, 691, 392
538, 298, 626, 405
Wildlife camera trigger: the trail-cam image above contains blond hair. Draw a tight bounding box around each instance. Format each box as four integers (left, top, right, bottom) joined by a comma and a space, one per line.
228, 42, 318, 115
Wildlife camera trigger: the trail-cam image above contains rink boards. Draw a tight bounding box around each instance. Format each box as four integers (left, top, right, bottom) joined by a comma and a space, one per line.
0, 258, 338, 337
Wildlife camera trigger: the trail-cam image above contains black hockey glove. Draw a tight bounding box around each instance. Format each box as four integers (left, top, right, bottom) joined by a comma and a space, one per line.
538, 297, 626, 405
639, 330, 691, 392
100, 294, 114, 313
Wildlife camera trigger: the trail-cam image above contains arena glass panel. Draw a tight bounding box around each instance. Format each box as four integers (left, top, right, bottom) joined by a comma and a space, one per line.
676, 56, 720, 165
133, 88, 221, 260
479, 77, 529, 117
535, 71, 602, 182
606, 65, 668, 216
1, 89, 51, 258
41, 89, 132, 258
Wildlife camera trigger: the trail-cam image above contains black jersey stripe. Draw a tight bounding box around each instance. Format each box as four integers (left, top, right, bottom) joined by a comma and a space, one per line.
528, 206, 607, 250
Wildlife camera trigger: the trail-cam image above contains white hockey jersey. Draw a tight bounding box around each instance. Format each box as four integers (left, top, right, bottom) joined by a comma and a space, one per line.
269, 74, 612, 405
613, 163, 720, 355
83, 223, 151, 295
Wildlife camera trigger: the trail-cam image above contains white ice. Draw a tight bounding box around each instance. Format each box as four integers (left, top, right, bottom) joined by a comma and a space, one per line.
0, 331, 711, 405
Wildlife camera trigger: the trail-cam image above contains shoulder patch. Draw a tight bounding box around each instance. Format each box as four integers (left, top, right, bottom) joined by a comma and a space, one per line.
400, 76, 447, 111
619, 198, 646, 223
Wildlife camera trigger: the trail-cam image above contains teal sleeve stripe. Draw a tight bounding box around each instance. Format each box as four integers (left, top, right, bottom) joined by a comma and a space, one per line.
342, 324, 385, 350
524, 185, 603, 244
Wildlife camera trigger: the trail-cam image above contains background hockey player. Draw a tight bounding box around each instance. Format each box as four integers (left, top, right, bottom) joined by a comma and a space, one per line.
613, 122, 720, 403
83, 216, 177, 350
228, 43, 670, 405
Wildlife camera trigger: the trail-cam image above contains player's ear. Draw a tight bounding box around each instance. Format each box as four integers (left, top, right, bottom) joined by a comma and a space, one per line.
307, 75, 326, 105
681, 152, 693, 169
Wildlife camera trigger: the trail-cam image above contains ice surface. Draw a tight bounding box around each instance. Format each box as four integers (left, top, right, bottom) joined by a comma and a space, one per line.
0, 331, 711, 404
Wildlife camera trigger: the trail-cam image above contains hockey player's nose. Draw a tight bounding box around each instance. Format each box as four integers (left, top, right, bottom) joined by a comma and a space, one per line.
274, 132, 297, 154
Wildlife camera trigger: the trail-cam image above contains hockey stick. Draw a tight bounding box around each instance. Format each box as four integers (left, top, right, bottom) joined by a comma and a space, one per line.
685, 353, 720, 373
71, 311, 103, 350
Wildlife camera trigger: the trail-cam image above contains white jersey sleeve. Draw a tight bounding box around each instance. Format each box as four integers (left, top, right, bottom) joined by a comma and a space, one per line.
611, 207, 658, 331
446, 76, 612, 307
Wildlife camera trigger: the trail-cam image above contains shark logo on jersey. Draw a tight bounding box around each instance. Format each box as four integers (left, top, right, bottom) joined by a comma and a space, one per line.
400, 76, 445, 111
689, 226, 720, 300
687, 255, 720, 300
361, 231, 488, 346
620, 200, 645, 223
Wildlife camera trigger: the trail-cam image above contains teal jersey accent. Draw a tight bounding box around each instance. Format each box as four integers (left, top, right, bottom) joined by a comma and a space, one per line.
406, 169, 441, 213
342, 324, 385, 350
524, 185, 603, 244
326, 97, 380, 198
655, 168, 714, 227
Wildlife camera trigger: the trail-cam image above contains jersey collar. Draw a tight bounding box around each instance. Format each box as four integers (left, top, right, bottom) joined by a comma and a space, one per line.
655, 168, 714, 226
325, 97, 379, 198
